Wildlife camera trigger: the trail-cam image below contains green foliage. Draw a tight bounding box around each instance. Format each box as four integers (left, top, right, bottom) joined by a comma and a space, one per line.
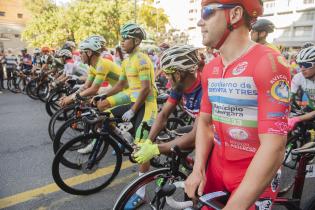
21, 0, 169, 48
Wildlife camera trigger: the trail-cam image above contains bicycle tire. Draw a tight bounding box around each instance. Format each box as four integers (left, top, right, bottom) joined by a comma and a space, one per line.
52, 133, 122, 195
53, 117, 85, 154
48, 104, 76, 141
37, 81, 49, 102
26, 79, 39, 100
113, 167, 187, 209
45, 89, 65, 117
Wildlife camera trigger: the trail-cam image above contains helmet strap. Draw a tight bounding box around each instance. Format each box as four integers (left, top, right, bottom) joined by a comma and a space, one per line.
214, 10, 244, 49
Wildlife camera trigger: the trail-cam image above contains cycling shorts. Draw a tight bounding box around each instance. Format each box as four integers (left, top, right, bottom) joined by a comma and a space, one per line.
106, 90, 131, 107
109, 101, 157, 143
202, 146, 281, 210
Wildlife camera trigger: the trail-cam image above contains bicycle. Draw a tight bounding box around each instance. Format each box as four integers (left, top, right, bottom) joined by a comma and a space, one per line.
51, 109, 151, 195
113, 143, 315, 210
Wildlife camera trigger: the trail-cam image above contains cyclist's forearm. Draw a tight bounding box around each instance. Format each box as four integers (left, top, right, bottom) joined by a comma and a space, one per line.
225, 134, 286, 209
131, 87, 150, 112
299, 110, 315, 121
79, 84, 99, 97
106, 81, 125, 97
148, 112, 169, 140
158, 122, 197, 154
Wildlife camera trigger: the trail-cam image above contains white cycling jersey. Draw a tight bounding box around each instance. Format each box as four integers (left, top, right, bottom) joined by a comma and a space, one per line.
291, 72, 315, 108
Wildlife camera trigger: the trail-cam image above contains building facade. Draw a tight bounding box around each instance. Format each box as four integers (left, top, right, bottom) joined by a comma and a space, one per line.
0, 0, 31, 52
185, 0, 315, 48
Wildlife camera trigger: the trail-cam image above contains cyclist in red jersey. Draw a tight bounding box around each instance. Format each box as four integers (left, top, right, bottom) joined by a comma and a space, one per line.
184, 1, 291, 210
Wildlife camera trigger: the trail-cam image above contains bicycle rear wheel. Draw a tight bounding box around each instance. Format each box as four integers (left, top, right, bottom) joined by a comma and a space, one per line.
52, 133, 122, 195
113, 168, 187, 210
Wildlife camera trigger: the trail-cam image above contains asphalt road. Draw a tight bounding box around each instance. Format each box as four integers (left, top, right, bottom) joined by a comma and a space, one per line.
0, 90, 315, 210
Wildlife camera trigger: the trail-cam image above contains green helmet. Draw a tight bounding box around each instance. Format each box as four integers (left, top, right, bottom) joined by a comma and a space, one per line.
120, 23, 146, 40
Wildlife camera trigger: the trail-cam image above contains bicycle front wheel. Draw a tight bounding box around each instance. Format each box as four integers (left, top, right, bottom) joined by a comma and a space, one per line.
113, 168, 187, 210
52, 133, 122, 195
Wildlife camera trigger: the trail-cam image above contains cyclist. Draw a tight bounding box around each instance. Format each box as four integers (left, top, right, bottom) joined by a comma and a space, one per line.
102, 23, 157, 209
53, 49, 76, 85
59, 37, 121, 106
32, 48, 42, 70
288, 46, 315, 130
20, 48, 33, 74
4, 49, 18, 82
62, 41, 81, 62
133, 45, 202, 163
40, 47, 53, 71
251, 18, 280, 53
184, 1, 290, 210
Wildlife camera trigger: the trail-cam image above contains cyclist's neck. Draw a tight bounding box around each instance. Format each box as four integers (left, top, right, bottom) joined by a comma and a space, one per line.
90, 55, 100, 68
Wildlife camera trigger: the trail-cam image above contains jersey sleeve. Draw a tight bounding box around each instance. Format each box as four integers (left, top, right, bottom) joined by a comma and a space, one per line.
167, 89, 182, 105
93, 61, 108, 85
254, 53, 291, 135
200, 66, 212, 114
137, 55, 153, 81
291, 73, 302, 94
87, 66, 95, 82
119, 61, 127, 81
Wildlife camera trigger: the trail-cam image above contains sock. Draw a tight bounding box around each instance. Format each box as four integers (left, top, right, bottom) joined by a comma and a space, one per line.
136, 172, 146, 198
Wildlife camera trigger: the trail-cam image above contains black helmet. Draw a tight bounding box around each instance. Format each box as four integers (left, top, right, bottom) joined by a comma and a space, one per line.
252, 19, 275, 33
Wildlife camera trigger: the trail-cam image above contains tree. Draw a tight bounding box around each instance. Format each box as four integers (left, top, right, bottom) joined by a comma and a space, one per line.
21, 0, 169, 48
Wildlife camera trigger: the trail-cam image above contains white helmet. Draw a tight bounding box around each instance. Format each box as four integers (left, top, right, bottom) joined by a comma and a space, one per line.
296, 46, 315, 63
160, 45, 200, 74
79, 38, 102, 52
87, 35, 106, 47
57, 49, 72, 58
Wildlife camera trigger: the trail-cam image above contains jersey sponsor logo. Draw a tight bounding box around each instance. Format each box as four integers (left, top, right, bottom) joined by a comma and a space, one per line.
225, 141, 257, 153
232, 61, 248, 75
267, 112, 286, 119
271, 169, 281, 192
270, 80, 289, 103
140, 59, 147, 65
255, 198, 272, 210
267, 121, 288, 135
228, 128, 248, 140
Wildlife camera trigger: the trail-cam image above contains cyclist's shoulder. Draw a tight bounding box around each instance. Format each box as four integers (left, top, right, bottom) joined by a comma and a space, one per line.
133, 51, 153, 67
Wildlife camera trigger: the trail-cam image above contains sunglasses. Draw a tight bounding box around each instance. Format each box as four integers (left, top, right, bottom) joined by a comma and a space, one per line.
201, 4, 238, 20
299, 62, 315, 69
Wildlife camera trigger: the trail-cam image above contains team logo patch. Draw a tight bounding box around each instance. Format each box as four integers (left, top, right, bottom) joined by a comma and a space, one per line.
255, 198, 272, 210
270, 80, 289, 103
271, 169, 281, 192
277, 56, 290, 68
232, 61, 248, 75
228, 128, 248, 140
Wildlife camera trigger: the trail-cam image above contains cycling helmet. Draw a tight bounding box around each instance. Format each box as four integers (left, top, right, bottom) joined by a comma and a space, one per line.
57, 49, 72, 58
34, 48, 41, 54
201, 0, 263, 18
302, 42, 314, 49
120, 23, 146, 40
79, 38, 102, 52
87, 35, 106, 47
201, 0, 263, 49
296, 46, 315, 64
65, 41, 76, 48
252, 19, 275, 33
21, 47, 27, 52
160, 45, 200, 74
41, 47, 50, 53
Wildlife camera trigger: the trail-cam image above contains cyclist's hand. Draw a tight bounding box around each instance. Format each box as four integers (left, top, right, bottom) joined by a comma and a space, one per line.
288, 116, 301, 130
185, 169, 206, 199
59, 96, 73, 107
133, 140, 160, 164
122, 109, 135, 122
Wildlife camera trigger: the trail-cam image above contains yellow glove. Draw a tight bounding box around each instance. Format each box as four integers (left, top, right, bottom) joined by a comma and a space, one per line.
134, 139, 160, 164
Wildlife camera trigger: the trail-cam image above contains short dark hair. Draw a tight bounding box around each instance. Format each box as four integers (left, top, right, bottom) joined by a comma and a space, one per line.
243, 10, 252, 29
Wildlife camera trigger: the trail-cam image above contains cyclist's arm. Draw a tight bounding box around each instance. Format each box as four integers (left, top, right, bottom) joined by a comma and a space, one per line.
224, 134, 286, 210
131, 80, 150, 113
79, 81, 100, 97
148, 101, 176, 140
158, 117, 198, 154
296, 110, 315, 121
105, 80, 127, 97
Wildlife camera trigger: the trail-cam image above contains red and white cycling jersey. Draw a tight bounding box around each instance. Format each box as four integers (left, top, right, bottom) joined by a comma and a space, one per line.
201, 44, 291, 210
201, 44, 291, 161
